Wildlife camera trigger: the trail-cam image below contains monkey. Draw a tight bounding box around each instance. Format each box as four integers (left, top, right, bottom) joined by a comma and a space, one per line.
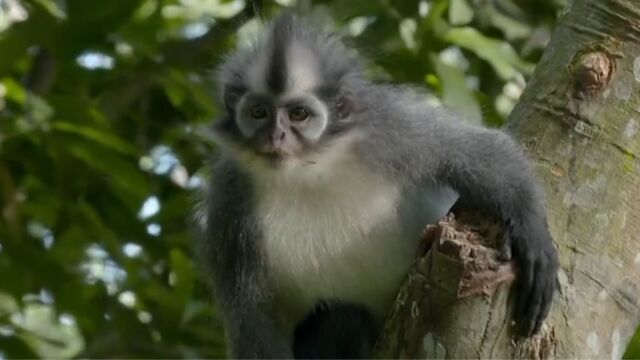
195, 12, 559, 359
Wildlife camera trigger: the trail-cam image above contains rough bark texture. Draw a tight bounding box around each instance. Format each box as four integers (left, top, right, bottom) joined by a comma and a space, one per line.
375, 0, 640, 358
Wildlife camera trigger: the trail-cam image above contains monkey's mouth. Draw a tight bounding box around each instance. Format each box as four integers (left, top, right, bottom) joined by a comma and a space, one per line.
255, 150, 290, 166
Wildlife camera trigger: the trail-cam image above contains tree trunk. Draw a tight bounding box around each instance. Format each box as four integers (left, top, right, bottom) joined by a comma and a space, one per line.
374, 0, 640, 358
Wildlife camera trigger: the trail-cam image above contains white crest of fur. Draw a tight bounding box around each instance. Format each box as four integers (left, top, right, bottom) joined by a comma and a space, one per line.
283, 41, 319, 97
247, 50, 270, 94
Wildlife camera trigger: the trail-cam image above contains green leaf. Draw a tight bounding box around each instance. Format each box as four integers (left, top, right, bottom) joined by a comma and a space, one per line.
53, 122, 138, 156
62, 137, 147, 210
170, 249, 195, 306
485, 6, 531, 40
424, 0, 451, 38
2, 77, 27, 104
17, 304, 84, 359
430, 54, 482, 123
48, 95, 111, 129
180, 300, 210, 327
449, 0, 473, 26
0, 291, 19, 315
32, 0, 67, 20
399, 18, 418, 50
444, 27, 534, 80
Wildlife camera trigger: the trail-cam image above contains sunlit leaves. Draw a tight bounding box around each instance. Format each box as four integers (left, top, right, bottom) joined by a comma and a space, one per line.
444, 27, 535, 80
0, 0, 27, 32
0, 292, 83, 359
31, 0, 65, 20
431, 52, 482, 123
76, 52, 115, 70
162, 0, 246, 21
1, 77, 27, 105
18, 305, 83, 358
448, 0, 472, 26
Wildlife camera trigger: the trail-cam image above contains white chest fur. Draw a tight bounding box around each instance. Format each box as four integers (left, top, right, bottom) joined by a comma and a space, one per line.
251, 151, 457, 329
257, 162, 404, 317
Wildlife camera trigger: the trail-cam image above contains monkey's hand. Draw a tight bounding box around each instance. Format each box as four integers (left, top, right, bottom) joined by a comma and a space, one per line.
506, 211, 559, 337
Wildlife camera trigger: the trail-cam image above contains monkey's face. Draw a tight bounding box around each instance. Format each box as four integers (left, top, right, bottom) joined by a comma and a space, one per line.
213, 36, 357, 170
215, 88, 355, 172
233, 92, 329, 164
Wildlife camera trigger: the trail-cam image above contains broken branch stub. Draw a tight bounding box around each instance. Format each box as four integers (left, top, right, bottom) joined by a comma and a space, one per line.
374, 212, 554, 359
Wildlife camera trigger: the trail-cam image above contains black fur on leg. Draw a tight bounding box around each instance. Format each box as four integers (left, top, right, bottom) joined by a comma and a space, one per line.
293, 301, 376, 359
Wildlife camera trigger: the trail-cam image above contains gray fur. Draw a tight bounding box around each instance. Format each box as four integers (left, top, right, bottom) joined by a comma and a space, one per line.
197, 12, 558, 359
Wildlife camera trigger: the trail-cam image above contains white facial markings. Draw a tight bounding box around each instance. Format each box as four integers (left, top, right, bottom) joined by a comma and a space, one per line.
234, 96, 268, 138
247, 50, 270, 94
284, 41, 319, 96
286, 93, 329, 142
281, 43, 327, 143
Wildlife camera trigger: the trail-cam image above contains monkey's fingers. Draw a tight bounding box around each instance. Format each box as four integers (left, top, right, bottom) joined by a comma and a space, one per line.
513, 251, 536, 335
513, 246, 557, 337
522, 258, 546, 337
498, 231, 512, 261
532, 276, 554, 335
532, 251, 557, 335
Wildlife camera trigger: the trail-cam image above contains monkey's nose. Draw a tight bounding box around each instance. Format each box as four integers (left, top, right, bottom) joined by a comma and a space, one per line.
269, 128, 286, 147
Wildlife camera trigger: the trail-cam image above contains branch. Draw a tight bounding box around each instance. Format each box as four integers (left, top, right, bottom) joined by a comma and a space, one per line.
374, 211, 553, 359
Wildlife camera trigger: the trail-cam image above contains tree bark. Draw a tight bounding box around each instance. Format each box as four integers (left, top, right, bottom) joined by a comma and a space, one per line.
375, 0, 640, 358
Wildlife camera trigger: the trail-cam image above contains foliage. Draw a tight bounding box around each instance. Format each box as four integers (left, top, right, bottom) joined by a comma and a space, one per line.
3, 0, 624, 358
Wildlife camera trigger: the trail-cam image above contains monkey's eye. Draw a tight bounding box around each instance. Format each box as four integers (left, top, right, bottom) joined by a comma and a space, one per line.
250, 105, 268, 119
289, 107, 309, 122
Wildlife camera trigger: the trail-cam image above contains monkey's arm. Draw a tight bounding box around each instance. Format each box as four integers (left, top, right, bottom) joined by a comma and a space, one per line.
380, 113, 558, 336
196, 161, 292, 359
432, 122, 558, 336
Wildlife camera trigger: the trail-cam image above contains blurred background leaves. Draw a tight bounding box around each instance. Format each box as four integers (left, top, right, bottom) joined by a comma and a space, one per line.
2, 0, 632, 358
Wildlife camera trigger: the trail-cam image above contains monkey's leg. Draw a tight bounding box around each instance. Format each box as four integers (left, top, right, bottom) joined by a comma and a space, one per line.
292, 301, 376, 359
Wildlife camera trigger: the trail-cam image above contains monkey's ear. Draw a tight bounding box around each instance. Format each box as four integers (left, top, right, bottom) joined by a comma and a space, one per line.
222, 85, 245, 113
336, 92, 356, 120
